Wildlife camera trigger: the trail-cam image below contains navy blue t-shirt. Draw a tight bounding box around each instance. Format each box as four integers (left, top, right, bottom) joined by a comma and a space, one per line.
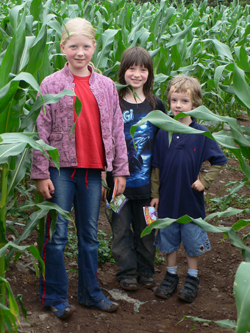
107, 97, 166, 200
152, 119, 227, 219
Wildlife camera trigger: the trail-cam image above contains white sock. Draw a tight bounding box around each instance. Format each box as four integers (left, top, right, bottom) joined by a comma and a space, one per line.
167, 266, 177, 274
188, 269, 198, 277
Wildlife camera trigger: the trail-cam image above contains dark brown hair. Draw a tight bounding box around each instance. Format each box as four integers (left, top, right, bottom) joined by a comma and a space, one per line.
118, 47, 156, 109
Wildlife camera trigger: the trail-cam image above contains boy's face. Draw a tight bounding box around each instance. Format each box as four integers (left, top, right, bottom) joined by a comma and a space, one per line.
170, 92, 193, 116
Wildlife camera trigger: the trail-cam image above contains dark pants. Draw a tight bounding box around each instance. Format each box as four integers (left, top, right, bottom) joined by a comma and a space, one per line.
110, 198, 155, 281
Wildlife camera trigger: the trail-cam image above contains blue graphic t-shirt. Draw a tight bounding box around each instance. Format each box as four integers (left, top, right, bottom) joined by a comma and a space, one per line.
121, 97, 166, 199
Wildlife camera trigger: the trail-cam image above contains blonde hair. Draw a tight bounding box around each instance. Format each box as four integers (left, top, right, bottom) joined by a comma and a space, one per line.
61, 18, 102, 74
61, 18, 96, 46
167, 76, 202, 108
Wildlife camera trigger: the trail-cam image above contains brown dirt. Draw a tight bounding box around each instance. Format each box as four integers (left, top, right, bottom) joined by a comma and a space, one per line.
6, 158, 250, 333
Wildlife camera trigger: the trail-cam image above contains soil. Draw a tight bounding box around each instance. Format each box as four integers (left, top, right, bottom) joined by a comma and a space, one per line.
6, 158, 250, 333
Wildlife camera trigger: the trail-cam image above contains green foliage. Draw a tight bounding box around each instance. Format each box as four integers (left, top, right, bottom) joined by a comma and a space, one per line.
97, 230, 115, 264
65, 228, 114, 264
0, 0, 250, 331
206, 180, 250, 212
155, 249, 166, 265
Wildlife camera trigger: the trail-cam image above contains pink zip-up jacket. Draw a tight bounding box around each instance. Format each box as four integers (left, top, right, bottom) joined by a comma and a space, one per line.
31, 64, 129, 179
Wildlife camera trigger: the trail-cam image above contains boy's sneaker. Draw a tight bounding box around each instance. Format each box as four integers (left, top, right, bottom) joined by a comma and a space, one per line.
177, 274, 199, 303
120, 278, 139, 291
155, 271, 179, 299
50, 302, 76, 320
139, 276, 156, 289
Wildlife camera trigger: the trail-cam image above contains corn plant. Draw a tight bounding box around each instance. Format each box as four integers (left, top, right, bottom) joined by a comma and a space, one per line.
0, 0, 250, 331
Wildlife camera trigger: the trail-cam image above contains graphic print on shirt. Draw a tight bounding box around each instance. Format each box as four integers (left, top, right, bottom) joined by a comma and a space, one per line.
122, 105, 156, 188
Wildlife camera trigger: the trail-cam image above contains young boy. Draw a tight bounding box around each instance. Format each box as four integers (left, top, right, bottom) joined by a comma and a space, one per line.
150, 76, 227, 303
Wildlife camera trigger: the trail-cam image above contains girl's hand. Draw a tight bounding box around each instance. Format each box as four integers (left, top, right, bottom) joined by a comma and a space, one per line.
191, 176, 205, 192
113, 176, 126, 196
36, 179, 55, 199
150, 198, 159, 211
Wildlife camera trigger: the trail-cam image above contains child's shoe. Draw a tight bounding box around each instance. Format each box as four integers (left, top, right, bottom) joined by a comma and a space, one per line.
80, 298, 119, 312
94, 298, 119, 312
120, 277, 139, 291
50, 302, 76, 319
177, 274, 199, 303
155, 271, 179, 299
139, 275, 156, 289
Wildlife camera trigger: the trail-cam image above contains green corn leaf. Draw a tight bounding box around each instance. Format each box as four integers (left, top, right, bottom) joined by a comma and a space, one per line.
165, 24, 192, 47
234, 262, 250, 333
95, 29, 119, 70
233, 64, 250, 111
179, 316, 237, 330
21, 89, 76, 130
0, 133, 60, 170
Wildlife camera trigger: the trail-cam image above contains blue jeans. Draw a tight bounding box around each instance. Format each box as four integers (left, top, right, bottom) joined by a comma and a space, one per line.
156, 221, 211, 257
110, 198, 155, 281
40, 167, 104, 306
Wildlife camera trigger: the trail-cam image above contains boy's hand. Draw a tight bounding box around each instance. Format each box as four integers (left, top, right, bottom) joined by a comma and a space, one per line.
150, 198, 159, 211
191, 176, 205, 192
36, 179, 55, 199
113, 176, 126, 196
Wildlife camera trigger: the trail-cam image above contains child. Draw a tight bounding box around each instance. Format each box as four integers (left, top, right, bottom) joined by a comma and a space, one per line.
31, 17, 129, 319
150, 76, 227, 302
106, 47, 166, 291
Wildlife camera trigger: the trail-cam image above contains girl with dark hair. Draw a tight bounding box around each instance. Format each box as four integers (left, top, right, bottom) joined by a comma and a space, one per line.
106, 47, 166, 291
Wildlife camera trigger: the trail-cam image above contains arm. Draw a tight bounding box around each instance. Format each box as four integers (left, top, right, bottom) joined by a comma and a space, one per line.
111, 82, 129, 177
31, 81, 53, 180
192, 164, 226, 192
150, 167, 160, 210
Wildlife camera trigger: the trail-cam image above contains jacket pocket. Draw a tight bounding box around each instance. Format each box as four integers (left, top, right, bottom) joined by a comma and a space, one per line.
49, 133, 63, 150
49, 133, 62, 141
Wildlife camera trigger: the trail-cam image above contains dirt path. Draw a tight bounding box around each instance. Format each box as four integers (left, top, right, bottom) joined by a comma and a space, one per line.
7, 159, 249, 333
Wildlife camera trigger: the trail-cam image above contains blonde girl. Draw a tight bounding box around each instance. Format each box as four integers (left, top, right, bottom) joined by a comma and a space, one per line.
31, 18, 129, 319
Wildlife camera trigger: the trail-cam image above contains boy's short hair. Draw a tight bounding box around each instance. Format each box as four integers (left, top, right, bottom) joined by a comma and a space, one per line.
167, 76, 202, 108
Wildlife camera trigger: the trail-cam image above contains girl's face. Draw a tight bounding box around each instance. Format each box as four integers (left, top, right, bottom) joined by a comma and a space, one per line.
60, 35, 96, 76
170, 91, 193, 117
124, 64, 149, 92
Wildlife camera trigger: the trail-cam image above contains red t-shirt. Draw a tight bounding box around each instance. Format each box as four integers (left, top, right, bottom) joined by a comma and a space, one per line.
73, 75, 105, 169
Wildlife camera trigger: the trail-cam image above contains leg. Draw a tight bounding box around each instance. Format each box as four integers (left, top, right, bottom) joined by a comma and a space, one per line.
155, 250, 179, 299
39, 168, 75, 308
75, 169, 118, 311
110, 200, 138, 282
178, 223, 208, 303
167, 251, 177, 267
155, 223, 181, 299
187, 255, 198, 270
131, 199, 156, 287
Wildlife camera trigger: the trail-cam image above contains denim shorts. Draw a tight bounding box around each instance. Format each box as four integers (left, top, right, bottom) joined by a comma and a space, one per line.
156, 222, 211, 257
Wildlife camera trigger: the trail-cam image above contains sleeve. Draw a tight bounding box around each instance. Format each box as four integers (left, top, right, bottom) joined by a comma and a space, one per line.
202, 131, 228, 166
110, 81, 130, 177
200, 164, 225, 190
30, 81, 52, 180
151, 167, 160, 198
